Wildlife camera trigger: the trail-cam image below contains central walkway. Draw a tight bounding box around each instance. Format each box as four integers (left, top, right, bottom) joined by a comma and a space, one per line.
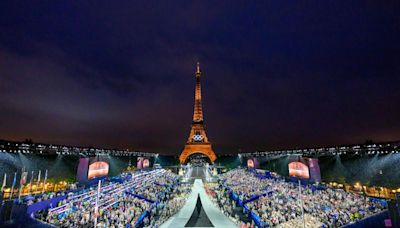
160, 178, 236, 228
191, 166, 205, 179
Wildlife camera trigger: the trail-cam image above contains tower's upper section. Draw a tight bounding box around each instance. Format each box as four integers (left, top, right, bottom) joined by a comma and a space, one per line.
193, 62, 203, 123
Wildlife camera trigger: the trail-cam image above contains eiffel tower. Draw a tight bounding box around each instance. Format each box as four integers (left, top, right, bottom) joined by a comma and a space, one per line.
179, 63, 217, 164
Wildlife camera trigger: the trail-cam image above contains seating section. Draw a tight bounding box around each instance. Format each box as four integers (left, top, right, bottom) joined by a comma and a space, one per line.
215, 169, 386, 227
34, 169, 191, 227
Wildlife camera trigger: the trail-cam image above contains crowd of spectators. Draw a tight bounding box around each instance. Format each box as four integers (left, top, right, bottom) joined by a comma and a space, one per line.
33, 169, 189, 227
146, 183, 191, 227
220, 169, 386, 228
220, 170, 272, 201
205, 183, 255, 228
24, 167, 388, 228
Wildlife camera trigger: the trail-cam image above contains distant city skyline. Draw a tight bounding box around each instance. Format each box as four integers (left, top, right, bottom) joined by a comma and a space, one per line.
0, 2, 399, 155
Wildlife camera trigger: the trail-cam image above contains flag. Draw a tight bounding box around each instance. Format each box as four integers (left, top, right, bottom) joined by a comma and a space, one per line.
42, 169, 48, 193
12, 172, 16, 188
20, 172, 28, 186
36, 170, 41, 192
29, 171, 34, 192
9, 172, 16, 200
19, 171, 28, 200
1, 173, 6, 192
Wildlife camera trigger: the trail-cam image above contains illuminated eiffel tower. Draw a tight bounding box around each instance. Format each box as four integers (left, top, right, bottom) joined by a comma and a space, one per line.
179, 63, 217, 164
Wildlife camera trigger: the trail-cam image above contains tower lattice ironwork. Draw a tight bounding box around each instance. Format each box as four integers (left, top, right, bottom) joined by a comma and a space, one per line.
179, 63, 217, 164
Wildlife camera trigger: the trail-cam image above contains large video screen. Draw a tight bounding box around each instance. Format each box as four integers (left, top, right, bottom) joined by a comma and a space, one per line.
288, 161, 310, 179
88, 161, 109, 180
137, 157, 144, 169
143, 158, 150, 168
246, 157, 259, 169
137, 157, 151, 169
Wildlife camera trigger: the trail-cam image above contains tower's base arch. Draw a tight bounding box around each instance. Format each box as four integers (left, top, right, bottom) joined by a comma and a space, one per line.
179, 144, 217, 164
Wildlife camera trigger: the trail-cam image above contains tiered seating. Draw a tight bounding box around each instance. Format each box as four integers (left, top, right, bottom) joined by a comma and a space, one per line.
35, 169, 189, 227
219, 169, 386, 228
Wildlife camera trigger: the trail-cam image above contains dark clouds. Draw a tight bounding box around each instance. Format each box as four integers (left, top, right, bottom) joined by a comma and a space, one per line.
0, 1, 400, 154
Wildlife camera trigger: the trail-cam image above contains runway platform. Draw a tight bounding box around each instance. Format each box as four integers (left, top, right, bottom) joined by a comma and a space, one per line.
160, 179, 236, 228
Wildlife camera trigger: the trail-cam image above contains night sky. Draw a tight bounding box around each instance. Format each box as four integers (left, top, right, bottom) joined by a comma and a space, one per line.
0, 1, 399, 155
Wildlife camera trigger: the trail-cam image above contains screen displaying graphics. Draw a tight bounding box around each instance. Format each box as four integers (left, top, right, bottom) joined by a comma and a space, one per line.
288, 161, 310, 179
246, 157, 259, 169
247, 159, 254, 168
137, 157, 152, 169
143, 158, 150, 168
137, 157, 144, 169
88, 161, 109, 180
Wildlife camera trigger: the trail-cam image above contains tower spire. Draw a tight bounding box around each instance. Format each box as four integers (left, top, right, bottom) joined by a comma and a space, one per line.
193, 62, 203, 122
196, 62, 201, 74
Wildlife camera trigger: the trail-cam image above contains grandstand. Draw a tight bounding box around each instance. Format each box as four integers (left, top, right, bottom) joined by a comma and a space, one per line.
0, 139, 398, 227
